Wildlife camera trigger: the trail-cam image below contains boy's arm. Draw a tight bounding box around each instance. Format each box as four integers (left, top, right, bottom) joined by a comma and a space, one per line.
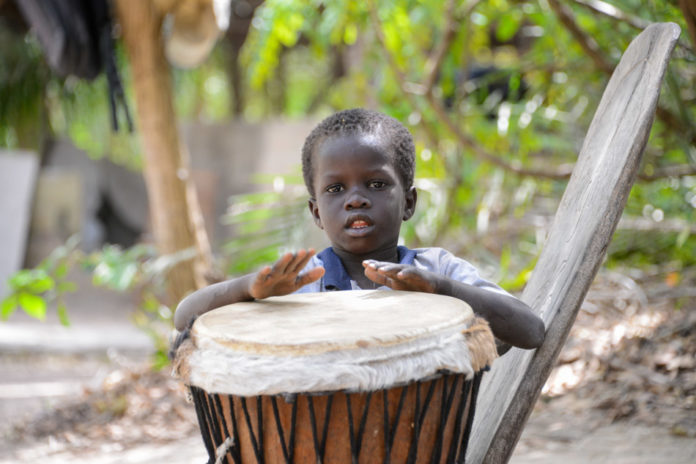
174, 249, 324, 331
174, 273, 255, 331
435, 277, 545, 349
363, 261, 545, 349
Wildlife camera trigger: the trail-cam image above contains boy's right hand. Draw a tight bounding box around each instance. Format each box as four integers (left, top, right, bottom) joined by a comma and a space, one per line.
249, 249, 325, 299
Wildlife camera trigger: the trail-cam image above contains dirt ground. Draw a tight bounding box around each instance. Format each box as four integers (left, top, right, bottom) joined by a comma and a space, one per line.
1, 268, 694, 463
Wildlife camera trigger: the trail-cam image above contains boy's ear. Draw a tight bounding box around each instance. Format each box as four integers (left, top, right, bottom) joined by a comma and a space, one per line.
403, 186, 417, 221
308, 198, 324, 229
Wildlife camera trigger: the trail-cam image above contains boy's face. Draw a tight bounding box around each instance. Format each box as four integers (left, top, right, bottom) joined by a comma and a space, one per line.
308, 133, 416, 258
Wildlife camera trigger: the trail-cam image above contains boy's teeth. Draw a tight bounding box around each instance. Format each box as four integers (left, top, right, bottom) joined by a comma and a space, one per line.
351, 220, 368, 228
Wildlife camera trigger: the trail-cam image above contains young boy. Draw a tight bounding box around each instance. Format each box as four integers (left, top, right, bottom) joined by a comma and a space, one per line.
174, 109, 545, 349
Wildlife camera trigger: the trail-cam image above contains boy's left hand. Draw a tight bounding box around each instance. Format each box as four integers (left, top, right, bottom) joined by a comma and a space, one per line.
362, 260, 440, 293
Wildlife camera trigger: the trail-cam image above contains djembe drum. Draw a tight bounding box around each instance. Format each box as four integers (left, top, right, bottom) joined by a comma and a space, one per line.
173, 290, 497, 464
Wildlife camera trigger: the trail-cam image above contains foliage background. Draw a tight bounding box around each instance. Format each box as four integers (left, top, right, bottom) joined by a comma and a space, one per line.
219, 0, 696, 290
1, 0, 694, 324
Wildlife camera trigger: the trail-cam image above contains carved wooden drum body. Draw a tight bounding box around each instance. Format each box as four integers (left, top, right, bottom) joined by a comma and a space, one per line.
173, 290, 497, 463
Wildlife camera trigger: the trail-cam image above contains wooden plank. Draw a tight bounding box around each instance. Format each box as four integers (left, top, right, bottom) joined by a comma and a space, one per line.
466, 22, 681, 464
0, 151, 39, 298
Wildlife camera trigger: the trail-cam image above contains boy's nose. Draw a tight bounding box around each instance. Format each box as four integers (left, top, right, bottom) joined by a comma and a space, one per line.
345, 190, 371, 209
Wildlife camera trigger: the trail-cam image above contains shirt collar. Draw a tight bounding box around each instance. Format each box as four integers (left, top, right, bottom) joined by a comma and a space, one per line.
317, 246, 417, 291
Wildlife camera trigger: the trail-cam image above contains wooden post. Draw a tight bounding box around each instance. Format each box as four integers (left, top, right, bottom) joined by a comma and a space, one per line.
113, 0, 212, 302
466, 23, 681, 464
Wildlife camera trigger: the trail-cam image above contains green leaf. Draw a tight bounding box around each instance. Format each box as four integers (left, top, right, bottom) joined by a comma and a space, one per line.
1, 295, 18, 320
26, 275, 54, 293
54, 261, 69, 279
343, 22, 357, 45
500, 246, 511, 274
150, 349, 170, 371
116, 263, 138, 291
142, 293, 160, 313
18, 292, 47, 320
8, 269, 53, 293
57, 301, 70, 326
676, 227, 690, 248
8, 270, 34, 289
496, 12, 521, 43
57, 281, 78, 293
92, 263, 114, 286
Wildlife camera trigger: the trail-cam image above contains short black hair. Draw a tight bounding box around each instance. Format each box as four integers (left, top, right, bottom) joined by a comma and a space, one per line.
301, 108, 415, 197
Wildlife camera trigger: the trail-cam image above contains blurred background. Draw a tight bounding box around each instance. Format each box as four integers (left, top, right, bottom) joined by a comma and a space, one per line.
0, 0, 694, 462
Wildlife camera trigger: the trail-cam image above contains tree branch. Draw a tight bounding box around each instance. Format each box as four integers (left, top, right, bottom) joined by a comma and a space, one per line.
551, 0, 695, 149
422, 0, 457, 92
424, 92, 574, 179
618, 216, 696, 234
572, 0, 649, 31
679, 0, 696, 50
656, 105, 696, 148
423, 0, 483, 92
367, 0, 573, 180
572, 0, 694, 53
547, 0, 615, 74
637, 163, 696, 181
369, 0, 694, 183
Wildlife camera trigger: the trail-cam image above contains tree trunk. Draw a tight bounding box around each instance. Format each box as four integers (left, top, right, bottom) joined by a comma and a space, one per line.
224, 0, 263, 117
679, 0, 696, 48
227, 44, 244, 117
113, 0, 212, 303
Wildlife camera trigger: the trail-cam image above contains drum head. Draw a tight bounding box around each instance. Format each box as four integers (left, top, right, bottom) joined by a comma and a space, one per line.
193, 290, 473, 355
176, 290, 496, 395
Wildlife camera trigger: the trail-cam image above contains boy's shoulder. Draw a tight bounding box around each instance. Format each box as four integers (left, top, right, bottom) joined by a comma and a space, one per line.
411, 246, 473, 272
413, 247, 510, 296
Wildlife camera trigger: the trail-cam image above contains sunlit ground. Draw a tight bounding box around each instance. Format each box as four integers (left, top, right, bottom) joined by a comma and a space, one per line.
538, 268, 695, 436
2, 268, 693, 463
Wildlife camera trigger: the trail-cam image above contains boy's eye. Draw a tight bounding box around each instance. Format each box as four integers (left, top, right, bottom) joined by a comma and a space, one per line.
368, 180, 386, 189
326, 184, 343, 193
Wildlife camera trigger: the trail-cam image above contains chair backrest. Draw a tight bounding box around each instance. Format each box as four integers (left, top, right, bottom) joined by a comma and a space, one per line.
466, 22, 681, 464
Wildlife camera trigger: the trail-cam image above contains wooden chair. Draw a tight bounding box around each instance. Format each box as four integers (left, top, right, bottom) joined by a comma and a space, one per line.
466, 22, 682, 463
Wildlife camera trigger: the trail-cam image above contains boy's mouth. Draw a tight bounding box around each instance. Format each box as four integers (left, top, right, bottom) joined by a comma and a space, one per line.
350, 220, 370, 229
345, 215, 374, 235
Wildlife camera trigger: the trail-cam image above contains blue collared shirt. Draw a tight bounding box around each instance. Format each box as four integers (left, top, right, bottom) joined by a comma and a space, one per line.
294, 246, 509, 296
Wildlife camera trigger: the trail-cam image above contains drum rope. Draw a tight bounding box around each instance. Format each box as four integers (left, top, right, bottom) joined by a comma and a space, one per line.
346, 394, 357, 463
382, 390, 391, 464
214, 437, 234, 464
307, 396, 321, 461
307, 395, 334, 462
240, 397, 265, 463
213, 395, 240, 464
226, 395, 243, 464
458, 370, 485, 463
256, 396, 265, 462
356, 392, 373, 458
190, 387, 216, 463
321, 396, 334, 459
204, 392, 228, 462
384, 383, 409, 462
191, 388, 238, 464
406, 379, 438, 464
446, 377, 473, 463
345, 391, 373, 462
430, 375, 460, 464
190, 372, 487, 464
270, 396, 298, 463
405, 382, 422, 463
